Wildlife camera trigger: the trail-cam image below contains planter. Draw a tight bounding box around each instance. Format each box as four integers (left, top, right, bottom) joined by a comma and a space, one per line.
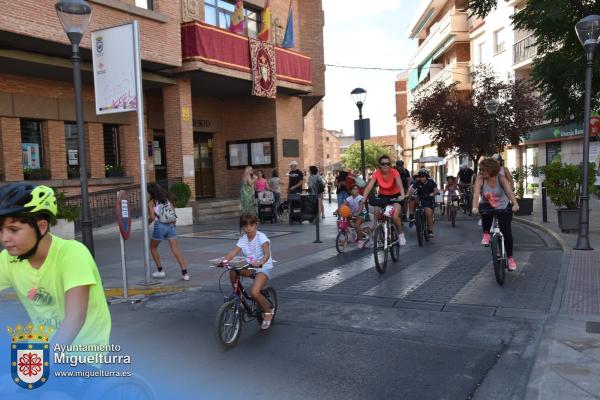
557, 208, 579, 233
52, 219, 75, 239
514, 198, 533, 215
175, 207, 193, 226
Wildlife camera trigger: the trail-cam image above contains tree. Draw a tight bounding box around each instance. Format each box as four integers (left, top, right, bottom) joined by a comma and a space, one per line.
465, 0, 600, 122
409, 65, 542, 172
341, 141, 391, 173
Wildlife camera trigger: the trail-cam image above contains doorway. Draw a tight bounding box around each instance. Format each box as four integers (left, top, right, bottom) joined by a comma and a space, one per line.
193, 133, 215, 198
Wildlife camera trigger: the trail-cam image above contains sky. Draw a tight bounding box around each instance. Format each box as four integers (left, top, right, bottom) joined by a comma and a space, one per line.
322, 0, 420, 137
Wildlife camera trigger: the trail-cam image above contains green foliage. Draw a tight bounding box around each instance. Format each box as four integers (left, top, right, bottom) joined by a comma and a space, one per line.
105, 164, 125, 178
341, 142, 391, 172
23, 167, 51, 180
53, 190, 80, 223
511, 166, 529, 199
169, 183, 192, 208
541, 161, 596, 209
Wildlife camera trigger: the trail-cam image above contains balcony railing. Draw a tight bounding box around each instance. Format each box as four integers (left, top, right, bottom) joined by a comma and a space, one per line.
513, 35, 537, 65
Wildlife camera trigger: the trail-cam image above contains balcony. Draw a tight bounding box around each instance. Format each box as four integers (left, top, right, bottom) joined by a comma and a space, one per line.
414, 62, 471, 94
411, 13, 469, 68
513, 34, 537, 66
181, 22, 312, 91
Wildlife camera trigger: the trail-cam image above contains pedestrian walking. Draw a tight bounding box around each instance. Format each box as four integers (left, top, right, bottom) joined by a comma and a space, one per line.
240, 166, 257, 215
308, 165, 326, 219
147, 182, 189, 281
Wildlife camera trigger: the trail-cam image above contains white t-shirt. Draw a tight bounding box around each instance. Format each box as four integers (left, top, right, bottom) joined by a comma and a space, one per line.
345, 194, 364, 214
236, 231, 273, 269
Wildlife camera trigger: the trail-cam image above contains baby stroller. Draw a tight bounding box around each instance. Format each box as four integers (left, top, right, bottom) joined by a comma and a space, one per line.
257, 191, 277, 223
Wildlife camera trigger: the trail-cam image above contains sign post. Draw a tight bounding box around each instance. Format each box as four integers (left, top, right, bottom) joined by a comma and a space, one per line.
92, 22, 155, 286
116, 190, 131, 299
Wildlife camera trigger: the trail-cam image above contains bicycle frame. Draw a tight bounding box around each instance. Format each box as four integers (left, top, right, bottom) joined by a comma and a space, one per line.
228, 268, 259, 319
491, 214, 506, 260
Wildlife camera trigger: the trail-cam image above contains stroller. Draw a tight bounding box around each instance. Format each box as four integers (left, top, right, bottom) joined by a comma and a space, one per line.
257, 191, 277, 223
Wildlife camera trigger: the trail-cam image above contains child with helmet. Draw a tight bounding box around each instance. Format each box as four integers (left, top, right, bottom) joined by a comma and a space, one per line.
342, 185, 368, 248
0, 183, 111, 349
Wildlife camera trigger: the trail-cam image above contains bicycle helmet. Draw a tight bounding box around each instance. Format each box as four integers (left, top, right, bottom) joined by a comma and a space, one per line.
396, 160, 404, 168
417, 168, 429, 177
0, 184, 58, 260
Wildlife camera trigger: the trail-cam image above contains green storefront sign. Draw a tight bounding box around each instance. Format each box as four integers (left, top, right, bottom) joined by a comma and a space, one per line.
521, 123, 583, 144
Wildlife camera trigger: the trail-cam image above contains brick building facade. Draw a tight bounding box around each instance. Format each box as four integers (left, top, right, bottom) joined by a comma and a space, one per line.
0, 0, 325, 199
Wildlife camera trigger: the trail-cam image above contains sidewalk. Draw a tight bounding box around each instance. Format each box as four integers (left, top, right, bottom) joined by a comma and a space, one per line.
515, 195, 600, 399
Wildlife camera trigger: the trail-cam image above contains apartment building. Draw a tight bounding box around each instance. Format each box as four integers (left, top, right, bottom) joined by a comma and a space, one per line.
0, 0, 325, 200
396, 0, 471, 179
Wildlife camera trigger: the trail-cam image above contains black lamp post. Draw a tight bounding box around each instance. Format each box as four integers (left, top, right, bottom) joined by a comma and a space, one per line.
55, 0, 94, 255
351, 87, 367, 181
574, 15, 600, 251
410, 129, 417, 175
484, 98, 499, 156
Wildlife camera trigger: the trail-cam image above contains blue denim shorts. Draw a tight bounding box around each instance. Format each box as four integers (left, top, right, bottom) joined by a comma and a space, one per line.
152, 221, 177, 241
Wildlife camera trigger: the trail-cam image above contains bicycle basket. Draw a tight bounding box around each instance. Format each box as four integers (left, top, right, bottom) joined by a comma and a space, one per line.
337, 219, 350, 230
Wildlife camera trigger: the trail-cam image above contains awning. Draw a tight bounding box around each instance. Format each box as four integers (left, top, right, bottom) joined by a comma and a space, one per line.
417, 58, 433, 84
408, 68, 419, 92
414, 156, 445, 164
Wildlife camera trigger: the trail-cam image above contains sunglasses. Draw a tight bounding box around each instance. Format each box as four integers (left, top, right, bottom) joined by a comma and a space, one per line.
380, 162, 390, 166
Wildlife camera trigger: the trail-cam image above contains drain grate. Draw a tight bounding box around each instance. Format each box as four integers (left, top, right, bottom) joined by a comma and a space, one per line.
585, 321, 600, 334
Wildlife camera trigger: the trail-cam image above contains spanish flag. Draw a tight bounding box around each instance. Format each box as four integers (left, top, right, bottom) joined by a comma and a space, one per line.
257, 0, 271, 42
229, 0, 244, 35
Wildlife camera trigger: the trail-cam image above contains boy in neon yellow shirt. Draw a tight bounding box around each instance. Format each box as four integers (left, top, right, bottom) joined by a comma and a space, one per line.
0, 184, 111, 347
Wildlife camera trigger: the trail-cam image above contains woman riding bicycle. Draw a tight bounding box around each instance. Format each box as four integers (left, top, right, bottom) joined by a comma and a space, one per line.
472, 158, 520, 271
362, 155, 407, 246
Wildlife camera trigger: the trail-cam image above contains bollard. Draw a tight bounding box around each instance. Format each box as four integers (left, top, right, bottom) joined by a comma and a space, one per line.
542, 182, 548, 223
314, 195, 322, 243
328, 184, 332, 204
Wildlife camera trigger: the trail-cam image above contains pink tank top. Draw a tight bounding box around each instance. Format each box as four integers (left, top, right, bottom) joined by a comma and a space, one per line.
255, 179, 267, 192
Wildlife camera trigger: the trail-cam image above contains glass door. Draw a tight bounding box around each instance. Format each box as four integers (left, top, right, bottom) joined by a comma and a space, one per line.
193, 133, 215, 198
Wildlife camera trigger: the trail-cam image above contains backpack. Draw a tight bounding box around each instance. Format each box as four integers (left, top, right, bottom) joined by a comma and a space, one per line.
157, 201, 177, 224
317, 177, 325, 194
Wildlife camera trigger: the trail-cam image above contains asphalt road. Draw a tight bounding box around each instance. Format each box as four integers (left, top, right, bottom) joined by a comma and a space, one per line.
0, 211, 564, 400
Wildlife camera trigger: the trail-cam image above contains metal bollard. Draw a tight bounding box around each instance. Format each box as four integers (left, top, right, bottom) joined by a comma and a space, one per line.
542, 182, 548, 223
328, 185, 332, 204
314, 195, 322, 243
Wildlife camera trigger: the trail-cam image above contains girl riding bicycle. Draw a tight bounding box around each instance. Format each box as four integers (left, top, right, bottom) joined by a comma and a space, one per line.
222, 214, 274, 330
344, 185, 368, 248
472, 158, 520, 270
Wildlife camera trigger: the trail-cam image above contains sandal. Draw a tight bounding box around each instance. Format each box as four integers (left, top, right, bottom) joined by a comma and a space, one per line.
261, 312, 274, 330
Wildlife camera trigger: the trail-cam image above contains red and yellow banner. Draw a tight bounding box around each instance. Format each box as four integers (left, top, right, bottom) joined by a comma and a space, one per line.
249, 38, 277, 98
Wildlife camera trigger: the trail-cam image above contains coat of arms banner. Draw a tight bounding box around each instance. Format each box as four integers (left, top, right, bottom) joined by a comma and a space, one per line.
249, 38, 277, 99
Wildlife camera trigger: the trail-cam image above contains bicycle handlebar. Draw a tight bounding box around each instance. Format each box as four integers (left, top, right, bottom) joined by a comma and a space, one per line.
213, 262, 259, 271
477, 208, 513, 215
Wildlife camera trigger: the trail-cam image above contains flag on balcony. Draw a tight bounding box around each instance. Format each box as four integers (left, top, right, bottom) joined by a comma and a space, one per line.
258, 0, 271, 42
229, 0, 245, 35
281, 0, 294, 48
249, 38, 277, 98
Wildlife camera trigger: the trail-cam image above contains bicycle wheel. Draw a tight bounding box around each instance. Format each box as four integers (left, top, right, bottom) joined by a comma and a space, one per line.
215, 299, 242, 349
335, 231, 349, 253
373, 225, 388, 274
257, 287, 278, 326
389, 224, 400, 262
415, 210, 424, 247
491, 235, 506, 286
451, 204, 456, 227
423, 213, 430, 243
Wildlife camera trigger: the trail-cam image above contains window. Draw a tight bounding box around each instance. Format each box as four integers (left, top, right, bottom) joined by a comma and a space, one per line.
478, 42, 485, 64
546, 142, 561, 164
226, 138, 274, 169
103, 124, 120, 167
494, 28, 505, 54
21, 119, 43, 170
135, 0, 153, 10
204, 0, 261, 38
65, 122, 79, 167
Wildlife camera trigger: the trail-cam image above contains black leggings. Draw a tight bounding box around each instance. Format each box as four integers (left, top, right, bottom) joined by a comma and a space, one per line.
481, 206, 514, 257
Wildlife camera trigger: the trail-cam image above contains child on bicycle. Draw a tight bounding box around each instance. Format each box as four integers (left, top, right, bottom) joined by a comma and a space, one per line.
344, 185, 368, 248
0, 184, 111, 348
444, 176, 460, 209
222, 213, 274, 330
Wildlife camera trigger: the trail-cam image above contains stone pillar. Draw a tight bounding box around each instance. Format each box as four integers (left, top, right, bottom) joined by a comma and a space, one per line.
162, 78, 195, 197
0, 117, 24, 181
85, 123, 105, 178
42, 121, 68, 180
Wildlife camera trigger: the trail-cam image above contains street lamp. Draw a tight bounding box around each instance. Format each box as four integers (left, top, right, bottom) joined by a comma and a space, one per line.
409, 129, 418, 175
351, 87, 367, 181
55, 0, 94, 255
574, 14, 600, 250
485, 98, 499, 156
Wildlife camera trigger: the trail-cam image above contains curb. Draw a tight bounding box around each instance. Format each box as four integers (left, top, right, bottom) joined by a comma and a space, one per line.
513, 216, 570, 252
1, 286, 191, 302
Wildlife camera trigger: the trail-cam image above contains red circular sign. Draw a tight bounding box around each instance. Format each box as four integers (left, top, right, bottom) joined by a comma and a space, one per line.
116, 190, 132, 240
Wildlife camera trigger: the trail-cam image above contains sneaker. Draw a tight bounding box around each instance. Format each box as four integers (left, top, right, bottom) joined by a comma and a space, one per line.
357, 240, 365, 249
428, 230, 435, 238
152, 270, 166, 278
399, 233, 407, 246
408, 216, 415, 229
507, 257, 517, 271
478, 218, 482, 226
481, 232, 490, 246
182, 274, 190, 281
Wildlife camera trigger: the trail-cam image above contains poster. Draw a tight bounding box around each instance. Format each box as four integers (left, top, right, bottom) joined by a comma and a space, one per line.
590, 142, 600, 186
153, 141, 162, 166
91, 23, 137, 115
22, 143, 40, 169
68, 149, 79, 166
229, 143, 248, 166
251, 141, 272, 165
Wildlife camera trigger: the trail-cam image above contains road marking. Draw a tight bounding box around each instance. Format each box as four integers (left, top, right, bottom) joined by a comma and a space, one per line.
362, 248, 469, 298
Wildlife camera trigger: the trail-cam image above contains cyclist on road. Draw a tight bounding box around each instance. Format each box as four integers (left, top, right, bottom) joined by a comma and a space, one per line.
362, 155, 407, 246
222, 213, 274, 330
344, 185, 368, 248
0, 183, 111, 348
472, 158, 520, 271
407, 168, 439, 238
444, 175, 460, 211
